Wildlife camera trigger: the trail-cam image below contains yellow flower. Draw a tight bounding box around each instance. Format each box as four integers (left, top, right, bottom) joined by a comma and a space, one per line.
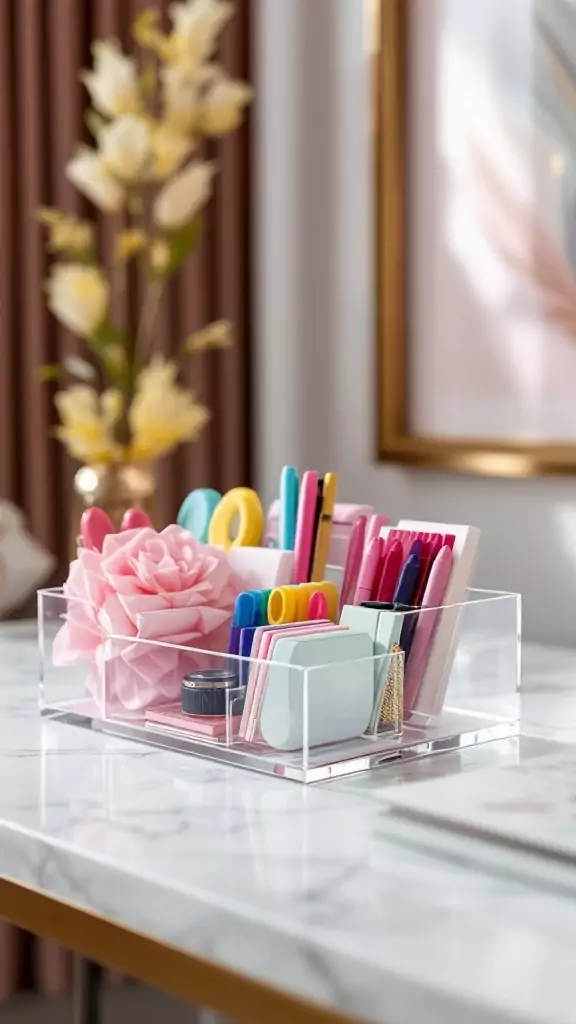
149, 239, 171, 273
150, 122, 193, 179
198, 76, 252, 135
184, 319, 231, 352
133, 9, 172, 59
38, 208, 94, 256
160, 62, 199, 133
82, 41, 141, 119
165, 0, 234, 70
46, 264, 109, 339
115, 228, 147, 263
54, 385, 123, 464
128, 357, 209, 461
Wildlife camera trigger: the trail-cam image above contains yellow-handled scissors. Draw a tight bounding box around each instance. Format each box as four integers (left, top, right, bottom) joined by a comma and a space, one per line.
208, 487, 264, 551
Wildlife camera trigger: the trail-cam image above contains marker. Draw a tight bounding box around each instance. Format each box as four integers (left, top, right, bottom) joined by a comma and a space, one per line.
340, 514, 367, 611
279, 466, 299, 550
393, 552, 420, 607
353, 537, 383, 605
228, 593, 257, 657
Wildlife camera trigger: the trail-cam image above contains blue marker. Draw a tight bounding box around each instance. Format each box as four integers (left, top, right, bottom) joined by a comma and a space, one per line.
279, 466, 299, 550
393, 553, 420, 607
228, 593, 257, 657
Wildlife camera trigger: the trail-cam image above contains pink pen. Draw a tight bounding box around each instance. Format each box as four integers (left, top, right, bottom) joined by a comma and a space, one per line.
364, 514, 388, 552
80, 507, 115, 552
403, 545, 453, 716
339, 514, 367, 610
308, 591, 329, 620
353, 537, 383, 605
291, 470, 319, 584
121, 508, 153, 530
376, 539, 403, 602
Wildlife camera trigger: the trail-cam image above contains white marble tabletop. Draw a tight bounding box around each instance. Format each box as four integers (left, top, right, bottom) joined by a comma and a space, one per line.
2, 621, 576, 1024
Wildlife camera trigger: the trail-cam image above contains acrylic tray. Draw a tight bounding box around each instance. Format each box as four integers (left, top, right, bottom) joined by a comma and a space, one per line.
38, 586, 521, 783
38, 581, 521, 784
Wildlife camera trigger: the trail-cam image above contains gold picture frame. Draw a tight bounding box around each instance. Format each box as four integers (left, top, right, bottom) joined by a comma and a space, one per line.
375, 0, 576, 477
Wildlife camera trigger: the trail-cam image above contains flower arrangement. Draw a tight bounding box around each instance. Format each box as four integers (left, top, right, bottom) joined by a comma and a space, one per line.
53, 523, 241, 712
39, 0, 251, 467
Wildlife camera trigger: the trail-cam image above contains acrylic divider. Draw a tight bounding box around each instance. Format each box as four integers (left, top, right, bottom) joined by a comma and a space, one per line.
38, 586, 521, 784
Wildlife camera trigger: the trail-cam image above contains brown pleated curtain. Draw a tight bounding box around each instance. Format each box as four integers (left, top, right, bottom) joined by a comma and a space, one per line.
0, 0, 251, 1001
0, 0, 252, 580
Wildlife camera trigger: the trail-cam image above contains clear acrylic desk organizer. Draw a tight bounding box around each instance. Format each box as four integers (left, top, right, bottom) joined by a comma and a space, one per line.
38, 581, 521, 784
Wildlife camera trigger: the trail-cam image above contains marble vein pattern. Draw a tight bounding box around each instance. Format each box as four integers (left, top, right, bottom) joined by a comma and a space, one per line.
2, 623, 576, 1024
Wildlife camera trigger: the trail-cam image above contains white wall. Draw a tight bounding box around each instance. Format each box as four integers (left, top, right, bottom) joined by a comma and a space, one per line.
253, 0, 576, 646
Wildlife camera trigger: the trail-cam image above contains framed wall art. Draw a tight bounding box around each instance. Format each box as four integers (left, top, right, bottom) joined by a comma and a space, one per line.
376, 0, 576, 475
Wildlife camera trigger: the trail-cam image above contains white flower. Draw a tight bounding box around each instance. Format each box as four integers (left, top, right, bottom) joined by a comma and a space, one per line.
199, 77, 252, 135
100, 115, 152, 182
167, 0, 234, 68
82, 41, 141, 118
66, 146, 125, 212
47, 264, 109, 339
151, 122, 193, 178
153, 161, 215, 231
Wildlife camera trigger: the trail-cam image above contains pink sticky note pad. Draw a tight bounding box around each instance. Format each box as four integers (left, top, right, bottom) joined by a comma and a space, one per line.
146, 702, 241, 738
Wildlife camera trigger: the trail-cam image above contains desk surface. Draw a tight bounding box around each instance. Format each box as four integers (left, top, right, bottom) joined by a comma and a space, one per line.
1, 622, 576, 1024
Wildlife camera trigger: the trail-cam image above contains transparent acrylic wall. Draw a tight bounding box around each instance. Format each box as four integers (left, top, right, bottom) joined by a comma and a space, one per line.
39, 585, 520, 783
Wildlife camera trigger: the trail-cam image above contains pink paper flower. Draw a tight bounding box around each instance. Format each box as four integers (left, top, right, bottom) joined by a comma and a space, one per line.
53, 525, 241, 713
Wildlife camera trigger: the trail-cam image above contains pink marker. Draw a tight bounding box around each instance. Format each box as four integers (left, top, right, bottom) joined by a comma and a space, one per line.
80, 507, 115, 552
308, 591, 329, 620
340, 514, 367, 610
291, 470, 319, 584
403, 545, 453, 716
353, 537, 383, 605
376, 539, 403, 602
364, 514, 388, 552
121, 508, 153, 531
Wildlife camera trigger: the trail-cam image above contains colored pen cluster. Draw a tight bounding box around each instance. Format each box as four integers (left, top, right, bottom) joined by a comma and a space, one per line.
278, 466, 339, 583
229, 581, 339, 683
341, 524, 455, 612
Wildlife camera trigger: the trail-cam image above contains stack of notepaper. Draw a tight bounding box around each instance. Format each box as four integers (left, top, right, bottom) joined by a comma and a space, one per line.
386, 748, 576, 868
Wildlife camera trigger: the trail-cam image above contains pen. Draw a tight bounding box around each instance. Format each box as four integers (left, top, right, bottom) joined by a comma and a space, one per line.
353, 537, 383, 605
340, 514, 367, 610
311, 471, 338, 581
393, 552, 420, 607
